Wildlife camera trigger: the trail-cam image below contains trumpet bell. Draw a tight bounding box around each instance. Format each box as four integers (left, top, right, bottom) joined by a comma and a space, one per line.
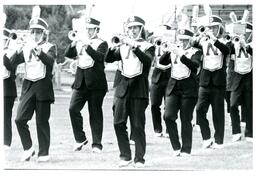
68, 31, 77, 41
198, 26, 205, 34
223, 34, 231, 42
9, 32, 17, 40
154, 39, 162, 46
233, 36, 240, 42
111, 36, 121, 44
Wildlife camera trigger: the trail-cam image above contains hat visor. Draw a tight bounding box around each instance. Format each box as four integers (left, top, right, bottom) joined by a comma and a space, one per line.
177, 35, 191, 40
30, 24, 46, 30
208, 22, 221, 26
127, 22, 144, 28
86, 24, 100, 28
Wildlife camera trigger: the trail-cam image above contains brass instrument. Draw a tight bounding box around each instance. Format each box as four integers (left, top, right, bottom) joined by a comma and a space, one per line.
224, 34, 231, 41
15, 30, 49, 55
223, 34, 232, 43
154, 38, 162, 46
68, 30, 78, 41
198, 26, 206, 34
233, 36, 240, 43
160, 41, 181, 52
4, 29, 18, 49
9, 32, 18, 40
196, 26, 211, 42
111, 34, 127, 46
68, 30, 91, 48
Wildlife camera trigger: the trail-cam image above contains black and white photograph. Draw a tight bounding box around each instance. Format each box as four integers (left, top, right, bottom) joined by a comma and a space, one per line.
1, 0, 254, 175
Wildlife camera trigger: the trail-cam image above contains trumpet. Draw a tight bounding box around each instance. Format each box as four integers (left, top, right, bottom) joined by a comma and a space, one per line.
68, 30, 91, 46
154, 39, 162, 46
111, 34, 127, 46
16, 31, 48, 54
161, 42, 182, 52
9, 32, 18, 40
233, 36, 240, 43
223, 34, 232, 43
68, 30, 78, 41
4, 31, 18, 49
161, 41, 170, 51
224, 34, 231, 41
198, 26, 206, 34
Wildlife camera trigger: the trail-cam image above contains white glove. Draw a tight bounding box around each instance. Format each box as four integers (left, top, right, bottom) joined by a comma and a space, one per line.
71, 40, 78, 47
207, 32, 217, 42
5, 49, 16, 59
122, 38, 137, 48
33, 47, 42, 56
172, 47, 184, 57
239, 37, 246, 48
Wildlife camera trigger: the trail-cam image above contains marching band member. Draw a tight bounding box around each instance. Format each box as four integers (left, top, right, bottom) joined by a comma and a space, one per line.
196, 15, 230, 149
160, 28, 202, 156
105, 16, 155, 167
110, 33, 135, 144
223, 33, 234, 115
65, 17, 108, 153
150, 25, 171, 137
229, 22, 253, 142
3, 28, 18, 149
111, 62, 136, 145
13, 14, 57, 162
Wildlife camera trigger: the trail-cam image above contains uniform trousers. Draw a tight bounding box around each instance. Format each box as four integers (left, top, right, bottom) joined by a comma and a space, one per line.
113, 95, 135, 141
114, 95, 148, 163
196, 86, 225, 144
150, 81, 168, 133
225, 91, 245, 124
69, 88, 106, 149
4, 96, 16, 146
225, 91, 231, 113
164, 91, 197, 154
15, 86, 51, 156
230, 79, 252, 137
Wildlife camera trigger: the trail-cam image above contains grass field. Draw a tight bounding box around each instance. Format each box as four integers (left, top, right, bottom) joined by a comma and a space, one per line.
3, 82, 253, 171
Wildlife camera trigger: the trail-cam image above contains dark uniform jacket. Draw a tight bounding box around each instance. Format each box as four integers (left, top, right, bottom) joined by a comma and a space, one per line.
105, 42, 155, 99
113, 69, 122, 88
199, 40, 230, 87
151, 66, 171, 85
229, 45, 252, 91
3, 54, 17, 97
65, 39, 108, 91
226, 41, 235, 91
13, 44, 56, 102
159, 49, 202, 97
